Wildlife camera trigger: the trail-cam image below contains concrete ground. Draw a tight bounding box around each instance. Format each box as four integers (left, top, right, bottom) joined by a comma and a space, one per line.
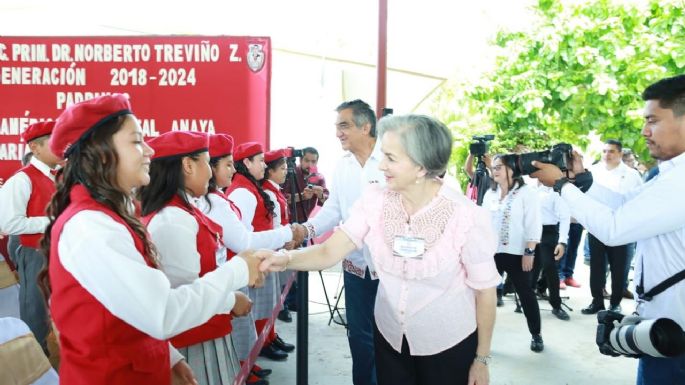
258, 258, 639, 385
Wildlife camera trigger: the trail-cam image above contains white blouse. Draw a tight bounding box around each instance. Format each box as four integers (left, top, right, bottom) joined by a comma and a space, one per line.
58, 210, 249, 363
483, 183, 542, 255
195, 193, 292, 259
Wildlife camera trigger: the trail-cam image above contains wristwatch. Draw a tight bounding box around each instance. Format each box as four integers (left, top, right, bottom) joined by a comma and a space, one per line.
474, 354, 492, 366
553, 177, 570, 194
524, 247, 535, 256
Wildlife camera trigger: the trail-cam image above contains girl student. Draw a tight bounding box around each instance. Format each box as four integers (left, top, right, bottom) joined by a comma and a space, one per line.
40, 94, 263, 385
197, 135, 303, 384
226, 143, 294, 362
138, 131, 254, 385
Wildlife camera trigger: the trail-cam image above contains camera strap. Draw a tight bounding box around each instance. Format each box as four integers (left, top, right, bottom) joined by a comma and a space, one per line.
636, 260, 685, 301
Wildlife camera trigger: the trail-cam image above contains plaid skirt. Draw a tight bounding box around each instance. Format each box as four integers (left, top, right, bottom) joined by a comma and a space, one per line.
177, 334, 240, 385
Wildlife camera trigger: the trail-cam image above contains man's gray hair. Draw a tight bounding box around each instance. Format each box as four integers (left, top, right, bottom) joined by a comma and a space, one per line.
378, 114, 453, 178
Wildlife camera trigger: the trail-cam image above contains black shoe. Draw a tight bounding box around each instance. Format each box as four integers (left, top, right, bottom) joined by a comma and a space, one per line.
246, 375, 269, 385
251, 365, 273, 378
530, 334, 544, 352
272, 334, 295, 352
609, 304, 622, 313
277, 308, 292, 323
259, 344, 288, 361
496, 296, 504, 307
552, 308, 570, 321
581, 302, 605, 315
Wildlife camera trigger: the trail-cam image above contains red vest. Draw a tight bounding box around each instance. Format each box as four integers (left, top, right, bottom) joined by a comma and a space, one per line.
50, 184, 169, 385
226, 173, 274, 232
15, 164, 56, 248
142, 195, 232, 348
262, 180, 289, 226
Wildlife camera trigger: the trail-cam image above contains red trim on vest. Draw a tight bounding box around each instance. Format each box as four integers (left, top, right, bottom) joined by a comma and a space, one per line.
262, 180, 289, 226
16, 164, 55, 248
226, 173, 273, 232
50, 184, 170, 385
142, 195, 233, 348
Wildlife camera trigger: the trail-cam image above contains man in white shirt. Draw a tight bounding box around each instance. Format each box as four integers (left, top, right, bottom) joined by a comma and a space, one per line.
583, 140, 643, 315
300, 99, 385, 385
0, 122, 60, 353
532, 74, 685, 385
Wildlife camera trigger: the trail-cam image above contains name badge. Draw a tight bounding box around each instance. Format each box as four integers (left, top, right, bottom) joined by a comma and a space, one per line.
393, 236, 425, 259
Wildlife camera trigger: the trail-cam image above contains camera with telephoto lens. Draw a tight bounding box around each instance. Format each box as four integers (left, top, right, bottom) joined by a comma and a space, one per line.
284, 147, 305, 159
470, 135, 495, 157
596, 310, 685, 358
510, 143, 573, 176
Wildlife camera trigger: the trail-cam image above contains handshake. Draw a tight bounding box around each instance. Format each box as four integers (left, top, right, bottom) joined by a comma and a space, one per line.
237, 249, 297, 287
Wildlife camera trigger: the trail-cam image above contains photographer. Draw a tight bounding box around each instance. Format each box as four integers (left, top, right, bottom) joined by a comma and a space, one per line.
282, 147, 329, 223
532, 75, 685, 384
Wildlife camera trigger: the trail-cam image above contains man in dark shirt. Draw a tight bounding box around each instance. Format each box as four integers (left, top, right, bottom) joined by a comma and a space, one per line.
283, 147, 329, 223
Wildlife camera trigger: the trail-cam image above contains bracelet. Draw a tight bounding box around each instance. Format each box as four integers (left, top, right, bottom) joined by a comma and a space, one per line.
474, 354, 492, 366
303, 222, 316, 241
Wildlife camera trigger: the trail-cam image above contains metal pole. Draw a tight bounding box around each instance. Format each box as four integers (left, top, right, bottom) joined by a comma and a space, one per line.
376, 0, 388, 118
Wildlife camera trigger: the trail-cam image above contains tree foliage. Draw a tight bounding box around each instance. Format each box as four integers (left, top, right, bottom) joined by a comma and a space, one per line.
433, 0, 685, 186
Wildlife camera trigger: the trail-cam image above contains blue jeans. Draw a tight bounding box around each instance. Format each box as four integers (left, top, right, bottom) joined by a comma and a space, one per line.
624, 243, 636, 290
636, 354, 685, 385
344, 269, 380, 385
559, 223, 583, 279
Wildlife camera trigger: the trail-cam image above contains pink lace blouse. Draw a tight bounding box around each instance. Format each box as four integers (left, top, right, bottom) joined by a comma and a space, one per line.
340, 182, 500, 356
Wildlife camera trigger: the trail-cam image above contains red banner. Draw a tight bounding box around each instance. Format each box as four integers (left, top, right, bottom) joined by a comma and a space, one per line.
0, 36, 271, 180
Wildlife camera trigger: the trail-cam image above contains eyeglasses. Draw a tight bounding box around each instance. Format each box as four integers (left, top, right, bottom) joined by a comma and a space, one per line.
492, 165, 503, 171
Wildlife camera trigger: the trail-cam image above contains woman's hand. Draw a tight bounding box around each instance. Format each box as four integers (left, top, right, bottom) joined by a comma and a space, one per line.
522, 255, 534, 272
231, 291, 252, 317
171, 359, 198, 385
468, 361, 489, 385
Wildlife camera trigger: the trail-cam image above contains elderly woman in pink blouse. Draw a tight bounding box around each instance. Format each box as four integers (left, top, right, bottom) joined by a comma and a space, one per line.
259, 114, 500, 385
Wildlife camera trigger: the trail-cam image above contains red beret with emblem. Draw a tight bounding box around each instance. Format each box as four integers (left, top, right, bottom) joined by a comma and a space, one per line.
264, 149, 287, 164
50, 94, 132, 158
147, 131, 209, 160
209, 134, 234, 158
21, 121, 55, 143
234, 142, 264, 162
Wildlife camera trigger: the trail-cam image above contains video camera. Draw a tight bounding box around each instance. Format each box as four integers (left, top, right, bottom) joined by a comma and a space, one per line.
508, 143, 573, 176
284, 147, 305, 159
469, 135, 495, 157
596, 310, 685, 358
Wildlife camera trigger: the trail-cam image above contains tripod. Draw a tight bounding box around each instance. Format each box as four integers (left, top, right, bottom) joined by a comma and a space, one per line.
468, 154, 491, 206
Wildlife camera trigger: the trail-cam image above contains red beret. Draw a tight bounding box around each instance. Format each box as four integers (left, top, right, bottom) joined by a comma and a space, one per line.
148, 131, 209, 160
209, 134, 234, 158
234, 142, 264, 162
21, 121, 55, 143
264, 149, 287, 164
50, 94, 132, 158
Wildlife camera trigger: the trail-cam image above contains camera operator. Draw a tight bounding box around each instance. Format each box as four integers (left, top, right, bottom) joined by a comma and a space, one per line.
532, 75, 685, 384
282, 147, 329, 223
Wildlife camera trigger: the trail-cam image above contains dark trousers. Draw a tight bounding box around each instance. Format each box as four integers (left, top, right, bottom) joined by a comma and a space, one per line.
374, 323, 477, 385
588, 234, 627, 307
532, 225, 562, 309
345, 269, 380, 385
16, 245, 49, 353
559, 223, 583, 279
624, 242, 636, 290
495, 253, 541, 335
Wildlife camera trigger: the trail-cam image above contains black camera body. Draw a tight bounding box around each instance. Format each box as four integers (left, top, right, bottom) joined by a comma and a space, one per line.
284, 147, 305, 159
469, 135, 495, 157
596, 310, 685, 359
515, 143, 573, 176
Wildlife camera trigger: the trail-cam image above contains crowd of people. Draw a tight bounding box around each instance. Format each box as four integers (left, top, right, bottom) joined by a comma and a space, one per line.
1, 74, 684, 385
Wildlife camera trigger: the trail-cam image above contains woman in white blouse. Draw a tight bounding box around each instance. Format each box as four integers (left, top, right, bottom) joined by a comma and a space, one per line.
482, 154, 544, 352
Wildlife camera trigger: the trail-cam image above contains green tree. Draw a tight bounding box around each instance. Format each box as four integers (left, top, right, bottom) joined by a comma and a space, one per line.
433, 0, 685, 187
